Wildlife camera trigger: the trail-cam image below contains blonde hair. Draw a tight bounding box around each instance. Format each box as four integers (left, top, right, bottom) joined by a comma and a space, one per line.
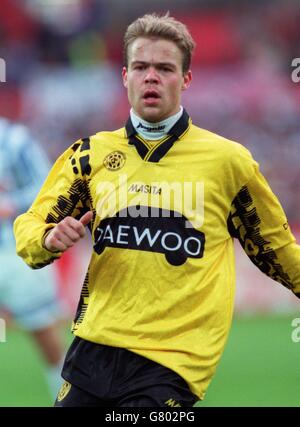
123, 12, 195, 73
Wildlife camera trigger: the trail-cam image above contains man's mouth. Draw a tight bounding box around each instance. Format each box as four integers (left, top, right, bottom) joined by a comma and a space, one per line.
143, 90, 160, 100
142, 90, 161, 106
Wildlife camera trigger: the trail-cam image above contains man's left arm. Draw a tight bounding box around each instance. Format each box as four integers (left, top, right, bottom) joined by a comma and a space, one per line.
228, 166, 300, 298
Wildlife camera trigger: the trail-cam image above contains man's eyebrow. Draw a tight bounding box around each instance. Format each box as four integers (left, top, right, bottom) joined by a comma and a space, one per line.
131, 60, 176, 68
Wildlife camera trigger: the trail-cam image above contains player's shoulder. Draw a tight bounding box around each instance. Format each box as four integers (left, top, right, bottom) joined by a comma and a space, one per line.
70, 127, 125, 151
91, 127, 125, 143
190, 123, 254, 160
0, 118, 36, 153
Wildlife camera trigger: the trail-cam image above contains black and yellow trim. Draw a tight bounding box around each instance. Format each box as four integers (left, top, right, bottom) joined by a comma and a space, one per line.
125, 109, 191, 163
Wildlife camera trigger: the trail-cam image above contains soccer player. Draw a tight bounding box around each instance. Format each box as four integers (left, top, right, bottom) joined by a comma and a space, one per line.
0, 117, 65, 400
14, 13, 300, 407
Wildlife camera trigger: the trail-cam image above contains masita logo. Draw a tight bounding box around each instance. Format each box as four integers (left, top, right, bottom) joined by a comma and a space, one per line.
93, 206, 205, 266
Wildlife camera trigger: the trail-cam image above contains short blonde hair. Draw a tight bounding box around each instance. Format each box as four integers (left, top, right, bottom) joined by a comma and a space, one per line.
123, 12, 195, 73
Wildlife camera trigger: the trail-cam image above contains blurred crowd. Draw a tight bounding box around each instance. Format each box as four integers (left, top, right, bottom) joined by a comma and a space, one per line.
1, 0, 300, 220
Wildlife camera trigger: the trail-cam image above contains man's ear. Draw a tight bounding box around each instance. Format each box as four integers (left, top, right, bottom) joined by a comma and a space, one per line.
122, 67, 128, 88
182, 70, 192, 91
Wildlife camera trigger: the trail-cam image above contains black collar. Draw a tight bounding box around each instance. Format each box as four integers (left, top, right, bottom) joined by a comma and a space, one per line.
125, 109, 191, 163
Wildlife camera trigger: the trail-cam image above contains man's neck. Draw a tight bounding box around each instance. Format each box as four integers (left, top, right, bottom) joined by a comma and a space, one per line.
130, 107, 183, 140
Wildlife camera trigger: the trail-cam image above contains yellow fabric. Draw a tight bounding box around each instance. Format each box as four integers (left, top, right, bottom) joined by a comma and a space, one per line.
14, 122, 300, 399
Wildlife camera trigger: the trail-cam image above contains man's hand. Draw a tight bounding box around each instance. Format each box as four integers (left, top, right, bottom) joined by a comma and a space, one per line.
44, 211, 93, 253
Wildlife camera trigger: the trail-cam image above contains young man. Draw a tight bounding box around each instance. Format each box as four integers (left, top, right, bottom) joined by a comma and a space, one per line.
0, 117, 65, 400
14, 13, 300, 407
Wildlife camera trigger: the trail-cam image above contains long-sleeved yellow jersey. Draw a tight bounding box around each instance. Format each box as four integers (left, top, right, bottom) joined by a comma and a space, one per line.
14, 110, 300, 400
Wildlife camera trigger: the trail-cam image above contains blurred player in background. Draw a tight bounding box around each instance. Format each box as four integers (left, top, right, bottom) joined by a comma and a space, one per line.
0, 117, 65, 400
14, 13, 300, 407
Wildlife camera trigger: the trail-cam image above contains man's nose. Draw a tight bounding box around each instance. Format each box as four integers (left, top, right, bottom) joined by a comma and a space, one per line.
144, 67, 159, 83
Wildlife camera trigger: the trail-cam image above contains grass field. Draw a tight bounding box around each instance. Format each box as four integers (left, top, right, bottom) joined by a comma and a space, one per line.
0, 315, 299, 407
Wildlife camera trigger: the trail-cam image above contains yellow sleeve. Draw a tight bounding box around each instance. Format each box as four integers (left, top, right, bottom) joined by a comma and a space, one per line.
14, 140, 92, 269
228, 164, 300, 298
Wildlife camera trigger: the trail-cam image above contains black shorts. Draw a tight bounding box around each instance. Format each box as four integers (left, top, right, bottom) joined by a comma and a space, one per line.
55, 336, 197, 407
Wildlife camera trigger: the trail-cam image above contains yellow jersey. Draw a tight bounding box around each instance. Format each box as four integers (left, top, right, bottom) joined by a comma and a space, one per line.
14, 110, 300, 399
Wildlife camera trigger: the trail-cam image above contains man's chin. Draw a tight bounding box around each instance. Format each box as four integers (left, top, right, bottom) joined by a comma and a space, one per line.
139, 107, 164, 123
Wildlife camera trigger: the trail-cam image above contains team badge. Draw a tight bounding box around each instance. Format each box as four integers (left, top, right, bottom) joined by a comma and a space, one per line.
103, 151, 126, 171
57, 381, 71, 402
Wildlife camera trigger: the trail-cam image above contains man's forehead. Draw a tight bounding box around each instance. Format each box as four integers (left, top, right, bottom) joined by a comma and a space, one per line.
128, 38, 182, 63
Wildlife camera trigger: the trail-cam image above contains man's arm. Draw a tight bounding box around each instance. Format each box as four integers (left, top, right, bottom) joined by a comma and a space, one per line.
228, 167, 300, 298
14, 140, 93, 269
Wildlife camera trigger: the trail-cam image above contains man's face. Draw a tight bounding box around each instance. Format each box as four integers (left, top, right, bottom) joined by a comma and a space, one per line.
122, 37, 192, 123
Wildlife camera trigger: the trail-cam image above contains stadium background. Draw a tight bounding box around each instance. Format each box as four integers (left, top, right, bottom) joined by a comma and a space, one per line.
0, 0, 299, 406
